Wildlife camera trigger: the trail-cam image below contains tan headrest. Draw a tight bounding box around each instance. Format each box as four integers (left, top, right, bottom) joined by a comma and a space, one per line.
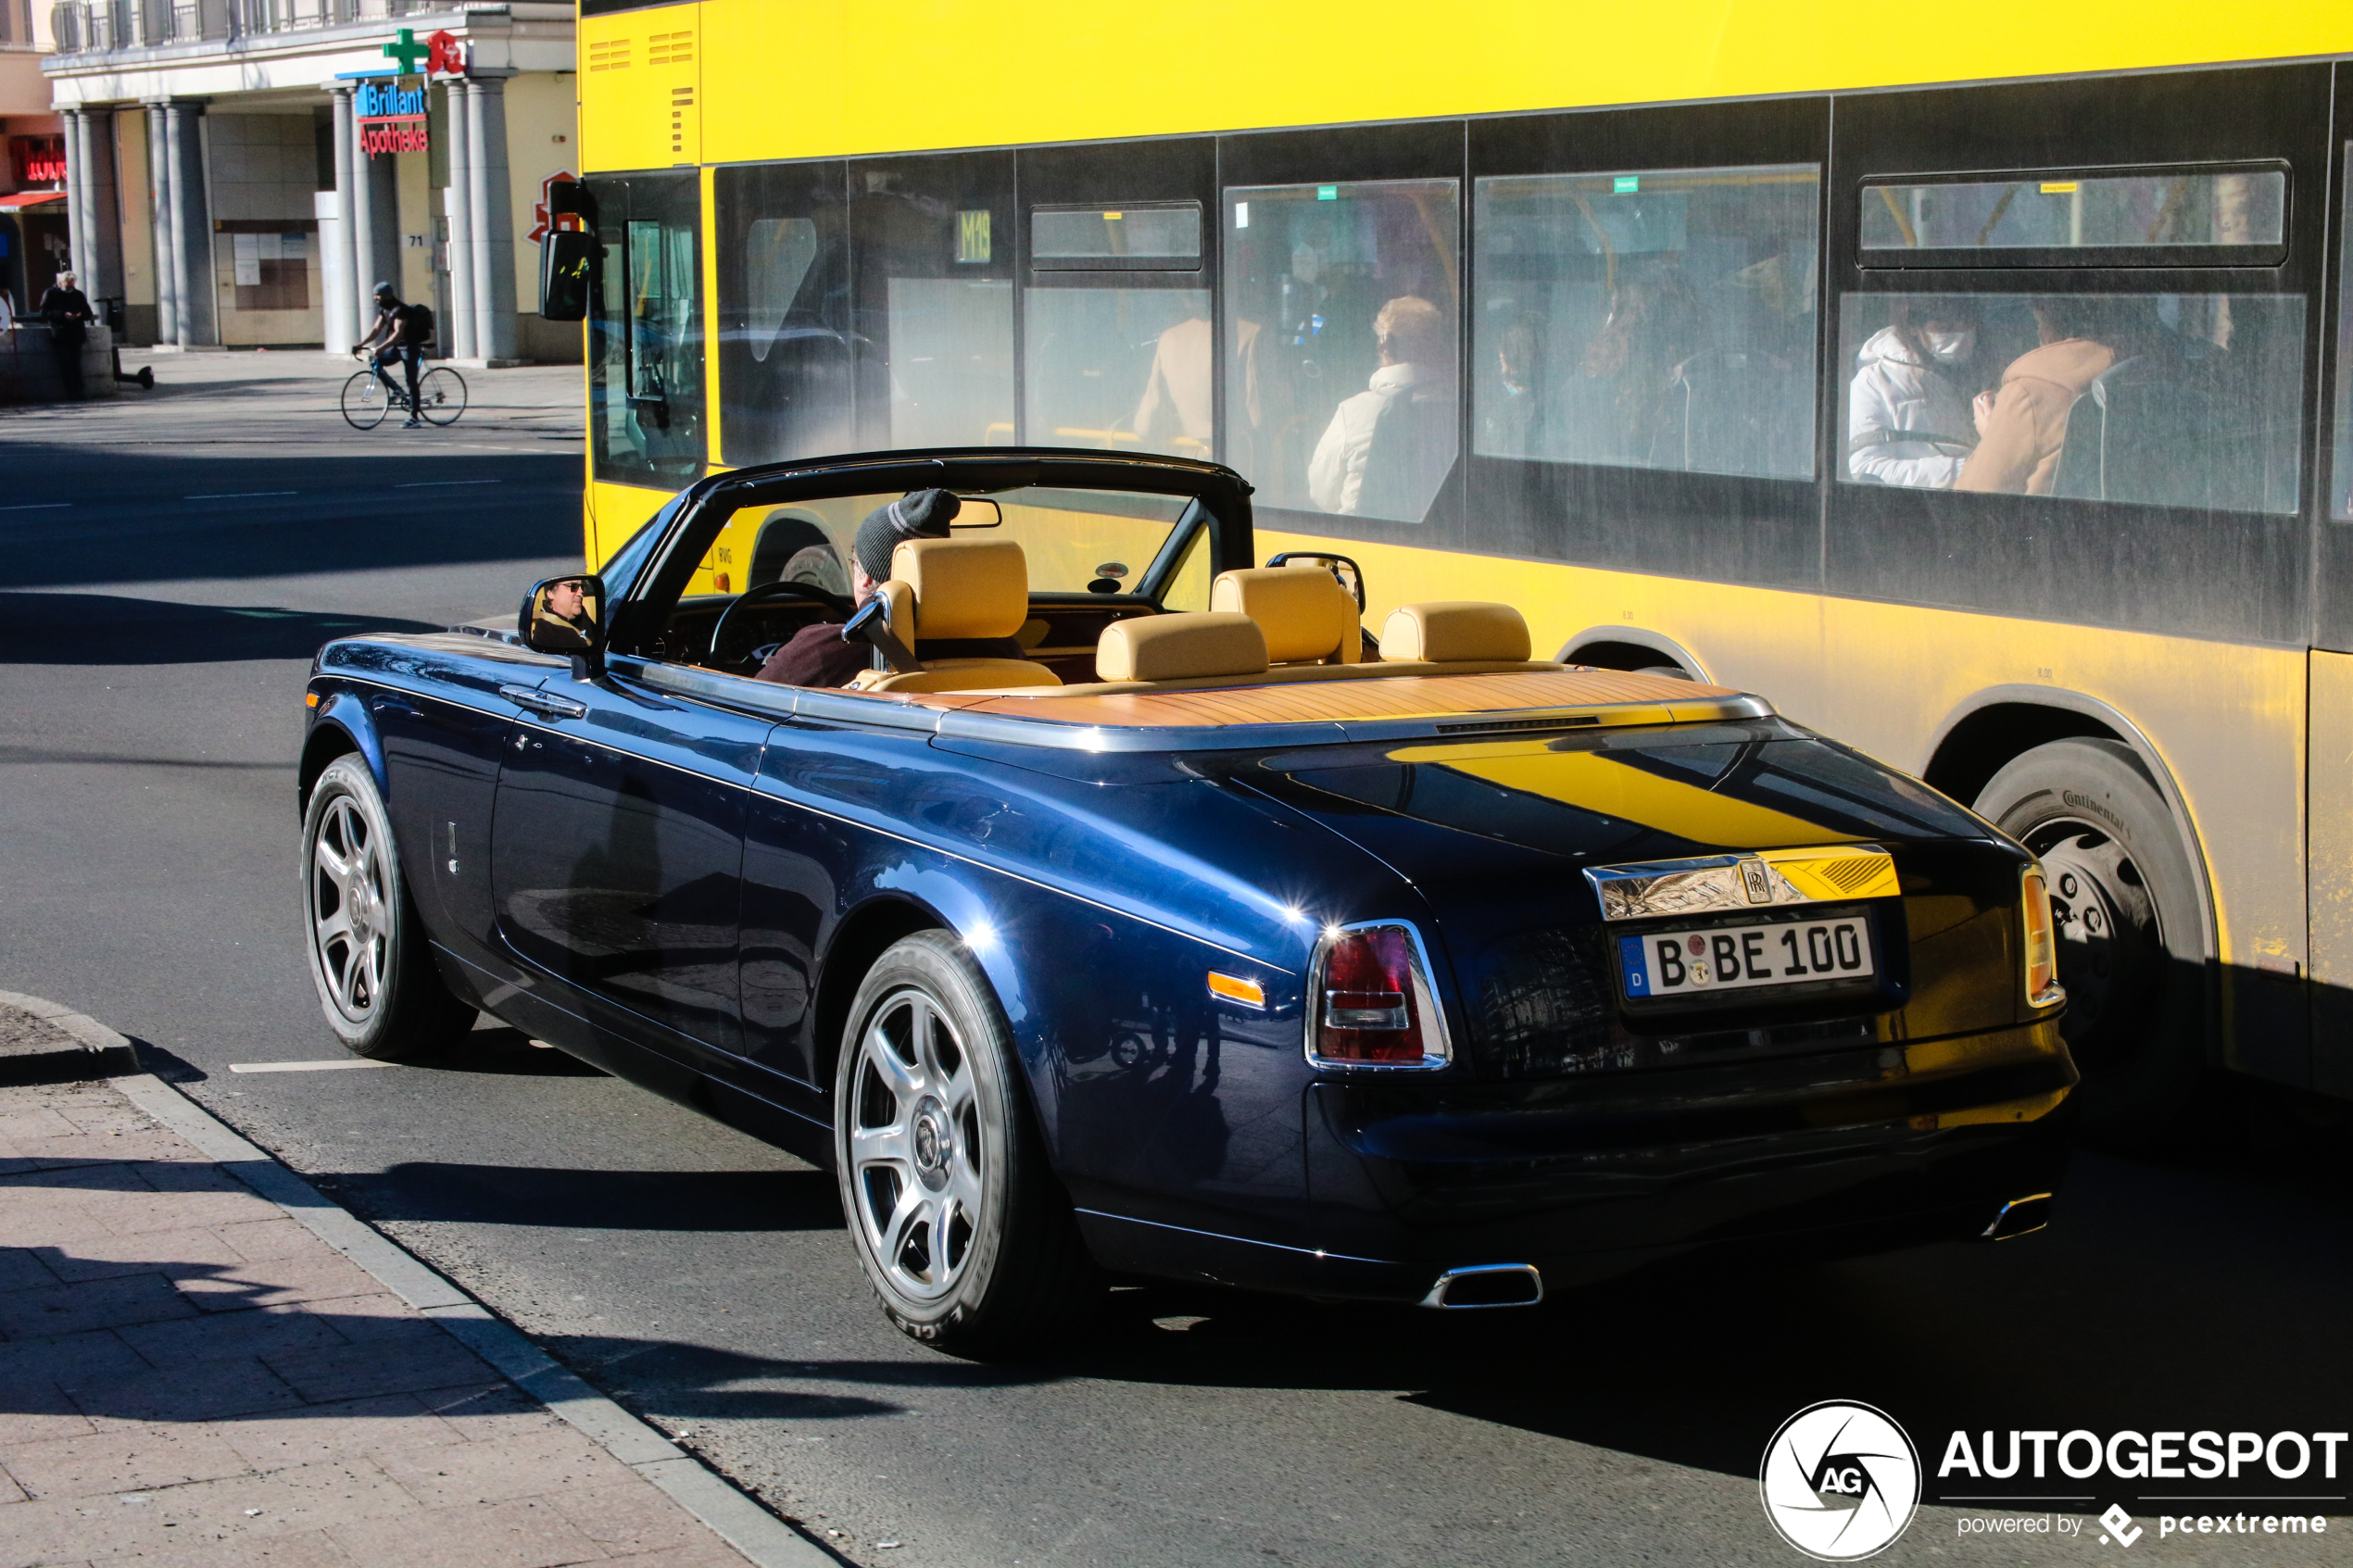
891, 537, 1028, 641
1095, 613, 1268, 683
1210, 567, 1361, 664
1381, 601, 1532, 663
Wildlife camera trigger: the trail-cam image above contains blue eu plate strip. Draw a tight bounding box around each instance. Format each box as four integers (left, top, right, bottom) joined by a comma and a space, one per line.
1617, 935, 1650, 997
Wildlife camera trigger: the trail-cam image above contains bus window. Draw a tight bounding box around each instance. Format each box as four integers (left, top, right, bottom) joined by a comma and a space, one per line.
1471, 165, 1818, 480
1223, 179, 1460, 522
1861, 167, 2287, 264
2335, 150, 2353, 522
1837, 291, 2304, 513
850, 155, 1016, 452
715, 161, 853, 468
588, 173, 704, 484
1033, 205, 1202, 269
1026, 285, 1213, 460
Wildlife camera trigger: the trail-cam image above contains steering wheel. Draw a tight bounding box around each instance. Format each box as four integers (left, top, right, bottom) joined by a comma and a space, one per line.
710, 579, 855, 669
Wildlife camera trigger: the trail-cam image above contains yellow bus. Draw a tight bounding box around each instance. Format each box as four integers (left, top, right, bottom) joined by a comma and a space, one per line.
563, 1, 2353, 1147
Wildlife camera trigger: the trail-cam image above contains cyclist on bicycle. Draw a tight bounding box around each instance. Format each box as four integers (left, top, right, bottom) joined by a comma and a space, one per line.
355, 282, 434, 428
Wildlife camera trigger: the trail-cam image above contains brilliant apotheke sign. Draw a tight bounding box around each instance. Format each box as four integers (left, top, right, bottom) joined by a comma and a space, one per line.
357, 28, 467, 159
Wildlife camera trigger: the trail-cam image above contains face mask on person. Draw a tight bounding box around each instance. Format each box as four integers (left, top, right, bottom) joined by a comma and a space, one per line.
1923, 329, 1975, 364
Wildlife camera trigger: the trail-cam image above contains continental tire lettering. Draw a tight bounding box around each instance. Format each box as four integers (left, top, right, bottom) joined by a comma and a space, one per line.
2061, 789, 2127, 830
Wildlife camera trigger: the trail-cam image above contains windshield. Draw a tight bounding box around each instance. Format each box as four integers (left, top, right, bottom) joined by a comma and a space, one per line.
687, 485, 1210, 606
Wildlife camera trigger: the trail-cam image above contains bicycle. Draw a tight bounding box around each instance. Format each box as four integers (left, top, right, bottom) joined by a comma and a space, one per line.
341, 350, 467, 430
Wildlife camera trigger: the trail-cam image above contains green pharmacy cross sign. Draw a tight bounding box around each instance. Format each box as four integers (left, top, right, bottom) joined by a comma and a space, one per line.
382, 28, 431, 73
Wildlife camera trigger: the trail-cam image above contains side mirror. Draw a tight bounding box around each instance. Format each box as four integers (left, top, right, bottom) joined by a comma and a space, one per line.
842, 596, 920, 675
520, 572, 608, 676
540, 228, 598, 322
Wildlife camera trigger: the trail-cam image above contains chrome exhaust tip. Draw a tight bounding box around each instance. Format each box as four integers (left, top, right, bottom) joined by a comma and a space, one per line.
1420, 1263, 1543, 1310
1982, 1192, 2054, 1241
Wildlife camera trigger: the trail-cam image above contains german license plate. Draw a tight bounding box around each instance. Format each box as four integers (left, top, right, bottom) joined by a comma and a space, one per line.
1617, 915, 1875, 1001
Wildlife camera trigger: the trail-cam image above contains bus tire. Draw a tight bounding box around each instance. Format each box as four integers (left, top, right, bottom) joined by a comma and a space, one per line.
1974, 737, 2207, 1150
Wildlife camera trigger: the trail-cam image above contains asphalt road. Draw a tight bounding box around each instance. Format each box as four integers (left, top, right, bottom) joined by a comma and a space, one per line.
3, 359, 2350, 1568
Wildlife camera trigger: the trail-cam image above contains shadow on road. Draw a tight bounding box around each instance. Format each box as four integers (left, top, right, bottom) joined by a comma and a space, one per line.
0, 448, 582, 589
324, 1161, 842, 1236
0, 593, 441, 664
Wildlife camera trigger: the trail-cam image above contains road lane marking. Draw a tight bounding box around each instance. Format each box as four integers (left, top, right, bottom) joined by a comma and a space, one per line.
186, 490, 299, 499
227, 1059, 394, 1073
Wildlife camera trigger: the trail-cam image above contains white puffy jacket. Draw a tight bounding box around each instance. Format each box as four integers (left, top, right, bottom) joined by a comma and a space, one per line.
1846, 326, 1976, 490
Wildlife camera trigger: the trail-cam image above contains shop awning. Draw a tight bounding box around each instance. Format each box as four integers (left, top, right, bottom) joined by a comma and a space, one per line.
0, 191, 66, 210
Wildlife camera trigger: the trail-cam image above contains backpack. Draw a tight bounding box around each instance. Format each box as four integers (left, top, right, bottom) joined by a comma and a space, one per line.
397, 302, 435, 347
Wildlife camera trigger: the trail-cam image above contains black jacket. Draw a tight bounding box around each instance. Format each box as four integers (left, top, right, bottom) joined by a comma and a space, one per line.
38, 286, 94, 345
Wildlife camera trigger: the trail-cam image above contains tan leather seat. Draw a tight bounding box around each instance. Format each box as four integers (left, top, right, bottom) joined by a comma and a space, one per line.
1380, 601, 1533, 663
849, 537, 1062, 693
1094, 612, 1268, 683
1209, 567, 1363, 666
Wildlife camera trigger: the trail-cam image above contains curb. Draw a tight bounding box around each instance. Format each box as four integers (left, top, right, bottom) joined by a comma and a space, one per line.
0, 989, 143, 1083
0, 994, 833, 1568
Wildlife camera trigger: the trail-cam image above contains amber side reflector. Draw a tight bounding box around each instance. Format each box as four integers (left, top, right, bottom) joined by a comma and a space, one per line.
2021, 866, 2064, 1010
1206, 971, 1265, 1010
714, 571, 732, 593
305, 692, 320, 708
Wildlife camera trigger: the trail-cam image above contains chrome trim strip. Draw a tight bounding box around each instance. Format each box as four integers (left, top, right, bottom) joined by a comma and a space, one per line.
1584, 845, 1899, 922
1982, 1192, 2054, 1241
1072, 1209, 1398, 1267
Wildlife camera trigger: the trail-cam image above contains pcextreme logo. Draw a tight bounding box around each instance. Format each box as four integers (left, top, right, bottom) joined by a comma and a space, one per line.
1761, 1400, 1923, 1561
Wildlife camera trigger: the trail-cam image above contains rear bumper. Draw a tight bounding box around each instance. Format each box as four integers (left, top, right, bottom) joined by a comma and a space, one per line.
1079, 1019, 2075, 1303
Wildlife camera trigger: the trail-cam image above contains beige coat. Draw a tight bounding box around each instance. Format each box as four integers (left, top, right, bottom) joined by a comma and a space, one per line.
1952, 337, 2118, 496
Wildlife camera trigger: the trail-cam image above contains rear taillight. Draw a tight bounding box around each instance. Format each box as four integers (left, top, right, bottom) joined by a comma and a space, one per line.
1308, 922, 1451, 1070
2021, 865, 2065, 1010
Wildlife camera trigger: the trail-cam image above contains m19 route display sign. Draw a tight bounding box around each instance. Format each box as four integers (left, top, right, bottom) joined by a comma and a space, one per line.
359, 28, 467, 158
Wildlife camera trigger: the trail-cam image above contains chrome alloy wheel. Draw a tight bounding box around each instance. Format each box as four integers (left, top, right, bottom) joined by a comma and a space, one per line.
308, 794, 392, 1023
849, 987, 991, 1304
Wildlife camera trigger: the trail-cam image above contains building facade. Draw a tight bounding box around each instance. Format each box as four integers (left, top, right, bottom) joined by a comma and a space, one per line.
42, 2, 576, 361
2, 0, 65, 316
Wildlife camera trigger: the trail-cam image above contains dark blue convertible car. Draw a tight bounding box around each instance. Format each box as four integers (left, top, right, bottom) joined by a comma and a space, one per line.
298, 449, 2072, 1353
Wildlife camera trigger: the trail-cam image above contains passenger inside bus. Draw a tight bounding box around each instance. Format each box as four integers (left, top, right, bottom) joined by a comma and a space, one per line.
1845, 299, 1982, 488
1957, 297, 2155, 500
1579, 267, 1705, 469
1307, 295, 1457, 516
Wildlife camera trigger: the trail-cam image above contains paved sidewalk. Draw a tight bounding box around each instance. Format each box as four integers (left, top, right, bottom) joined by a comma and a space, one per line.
0, 1076, 752, 1568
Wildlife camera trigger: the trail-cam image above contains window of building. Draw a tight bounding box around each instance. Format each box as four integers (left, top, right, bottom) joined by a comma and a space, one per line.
1223, 178, 1460, 522
1471, 164, 1819, 479
1837, 291, 2305, 514
1861, 167, 2288, 265
588, 173, 705, 485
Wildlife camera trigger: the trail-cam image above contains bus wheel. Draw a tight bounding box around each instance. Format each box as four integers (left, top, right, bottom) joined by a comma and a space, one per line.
1975, 738, 2207, 1150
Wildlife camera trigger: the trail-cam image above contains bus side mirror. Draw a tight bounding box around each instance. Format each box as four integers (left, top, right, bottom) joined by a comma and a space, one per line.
540, 229, 598, 322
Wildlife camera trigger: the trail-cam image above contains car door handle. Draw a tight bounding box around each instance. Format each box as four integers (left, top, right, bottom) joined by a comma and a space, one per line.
499, 684, 588, 720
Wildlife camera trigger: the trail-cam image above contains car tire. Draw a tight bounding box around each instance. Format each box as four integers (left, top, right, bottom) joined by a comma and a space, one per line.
301, 754, 476, 1060
835, 930, 1101, 1356
1974, 737, 2208, 1149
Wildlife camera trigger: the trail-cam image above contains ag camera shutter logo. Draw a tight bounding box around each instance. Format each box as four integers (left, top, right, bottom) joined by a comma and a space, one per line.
1760, 1400, 1921, 1560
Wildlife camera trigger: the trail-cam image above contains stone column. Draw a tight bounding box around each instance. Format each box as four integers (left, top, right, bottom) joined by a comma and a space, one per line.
71, 108, 124, 307
463, 72, 517, 363
347, 90, 400, 326
441, 79, 477, 361
61, 110, 87, 287
324, 84, 359, 350
165, 100, 215, 345
145, 103, 177, 345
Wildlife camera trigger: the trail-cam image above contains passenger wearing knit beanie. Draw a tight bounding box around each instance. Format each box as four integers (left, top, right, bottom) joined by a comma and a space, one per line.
853, 488, 961, 585
756, 486, 1019, 688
